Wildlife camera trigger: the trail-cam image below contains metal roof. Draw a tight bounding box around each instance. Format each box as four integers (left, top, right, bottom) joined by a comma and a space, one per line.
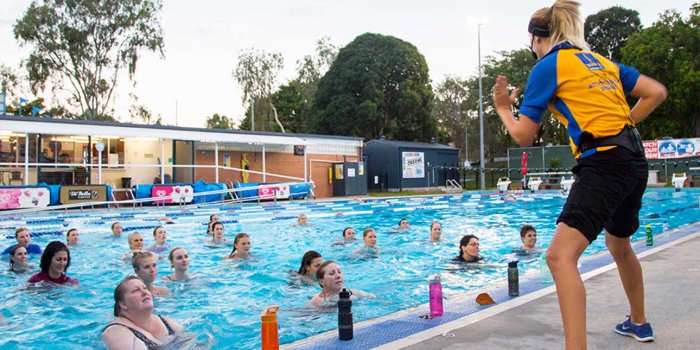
0, 114, 364, 147
365, 139, 458, 151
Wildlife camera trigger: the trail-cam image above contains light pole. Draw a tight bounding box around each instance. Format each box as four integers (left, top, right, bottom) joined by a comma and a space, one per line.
477, 23, 486, 190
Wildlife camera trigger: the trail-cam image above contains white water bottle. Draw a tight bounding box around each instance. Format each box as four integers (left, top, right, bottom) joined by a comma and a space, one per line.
663, 221, 670, 240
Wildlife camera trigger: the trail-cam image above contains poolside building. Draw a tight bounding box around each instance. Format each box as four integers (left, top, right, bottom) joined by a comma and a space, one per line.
0, 114, 363, 199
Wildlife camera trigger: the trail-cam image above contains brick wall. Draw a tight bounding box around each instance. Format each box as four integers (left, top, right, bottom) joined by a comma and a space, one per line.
194, 150, 360, 198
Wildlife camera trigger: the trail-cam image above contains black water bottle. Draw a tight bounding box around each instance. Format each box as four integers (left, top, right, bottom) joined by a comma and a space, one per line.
338, 288, 353, 340
508, 261, 519, 296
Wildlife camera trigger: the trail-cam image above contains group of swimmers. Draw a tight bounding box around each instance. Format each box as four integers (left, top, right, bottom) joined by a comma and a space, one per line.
2, 214, 539, 349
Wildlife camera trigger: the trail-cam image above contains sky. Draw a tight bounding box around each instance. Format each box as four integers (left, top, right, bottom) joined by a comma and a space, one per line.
0, 0, 693, 128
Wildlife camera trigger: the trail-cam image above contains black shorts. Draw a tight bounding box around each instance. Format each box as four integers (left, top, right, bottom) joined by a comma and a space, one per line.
557, 147, 648, 243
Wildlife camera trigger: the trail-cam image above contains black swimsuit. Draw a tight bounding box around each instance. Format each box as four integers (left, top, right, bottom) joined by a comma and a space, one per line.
103, 315, 174, 350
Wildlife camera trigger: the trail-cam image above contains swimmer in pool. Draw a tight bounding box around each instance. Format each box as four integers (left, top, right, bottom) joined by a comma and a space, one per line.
163, 247, 191, 281
132, 251, 169, 296
66, 228, 79, 246
295, 250, 323, 285
331, 227, 357, 246
8, 246, 37, 273
146, 226, 171, 254
111, 222, 123, 237
353, 228, 380, 257
310, 261, 372, 306
429, 222, 442, 242
122, 232, 146, 260
102, 276, 184, 350
206, 214, 220, 235
453, 235, 484, 263
297, 214, 308, 226
206, 222, 230, 246
27, 241, 78, 285
224, 233, 251, 260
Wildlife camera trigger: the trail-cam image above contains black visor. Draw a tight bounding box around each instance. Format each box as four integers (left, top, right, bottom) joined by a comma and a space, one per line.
528, 20, 550, 37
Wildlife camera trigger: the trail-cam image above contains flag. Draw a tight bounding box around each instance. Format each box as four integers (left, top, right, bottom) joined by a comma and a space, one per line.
19, 97, 28, 104
31, 106, 41, 117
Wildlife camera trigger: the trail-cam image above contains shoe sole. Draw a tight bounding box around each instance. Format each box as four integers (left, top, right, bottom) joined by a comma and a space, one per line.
615, 328, 655, 342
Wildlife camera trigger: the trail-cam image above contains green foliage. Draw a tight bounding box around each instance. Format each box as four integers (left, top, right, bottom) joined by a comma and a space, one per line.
585, 6, 642, 61
621, 4, 700, 138
13, 0, 165, 120
433, 75, 470, 159
205, 113, 234, 129
311, 33, 435, 141
232, 48, 284, 131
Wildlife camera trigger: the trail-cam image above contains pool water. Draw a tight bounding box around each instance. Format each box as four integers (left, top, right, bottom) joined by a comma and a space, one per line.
0, 189, 698, 349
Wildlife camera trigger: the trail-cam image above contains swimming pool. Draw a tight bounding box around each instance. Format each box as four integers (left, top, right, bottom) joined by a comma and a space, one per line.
1, 188, 698, 349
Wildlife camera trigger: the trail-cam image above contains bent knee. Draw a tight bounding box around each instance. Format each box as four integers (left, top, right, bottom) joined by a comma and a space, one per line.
545, 248, 578, 270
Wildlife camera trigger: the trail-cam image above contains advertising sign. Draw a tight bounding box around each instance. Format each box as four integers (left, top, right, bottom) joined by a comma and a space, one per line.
151, 185, 194, 204
645, 138, 700, 159
402, 152, 425, 179
258, 184, 290, 199
0, 187, 51, 210
294, 145, 305, 156
60, 185, 107, 204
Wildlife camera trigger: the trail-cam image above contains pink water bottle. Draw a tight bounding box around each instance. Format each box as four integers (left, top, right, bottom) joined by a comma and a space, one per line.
429, 274, 443, 317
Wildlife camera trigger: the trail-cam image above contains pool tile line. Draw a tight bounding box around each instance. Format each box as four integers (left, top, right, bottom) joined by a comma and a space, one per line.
283, 221, 700, 350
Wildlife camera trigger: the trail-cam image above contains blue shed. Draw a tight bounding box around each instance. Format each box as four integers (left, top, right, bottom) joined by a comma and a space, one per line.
364, 140, 460, 191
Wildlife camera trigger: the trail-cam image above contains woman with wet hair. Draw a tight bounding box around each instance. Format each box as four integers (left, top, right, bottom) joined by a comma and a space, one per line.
27, 241, 78, 285
9, 245, 36, 273
102, 276, 184, 349
66, 228, 79, 246
132, 251, 169, 296
453, 235, 483, 263
295, 250, 323, 285
163, 247, 191, 281
310, 260, 372, 306
224, 233, 251, 260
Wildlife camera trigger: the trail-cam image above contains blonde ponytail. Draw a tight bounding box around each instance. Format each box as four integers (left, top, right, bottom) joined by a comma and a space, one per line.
530, 0, 590, 51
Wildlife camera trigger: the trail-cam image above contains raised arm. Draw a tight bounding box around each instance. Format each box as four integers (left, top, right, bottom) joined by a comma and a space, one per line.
492, 75, 540, 146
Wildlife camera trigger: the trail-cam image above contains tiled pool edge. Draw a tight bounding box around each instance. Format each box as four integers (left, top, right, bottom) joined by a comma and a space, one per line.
282, 221, 700, 350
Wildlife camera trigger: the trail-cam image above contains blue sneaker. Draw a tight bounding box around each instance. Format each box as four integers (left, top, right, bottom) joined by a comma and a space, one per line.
614, 316, 655, 342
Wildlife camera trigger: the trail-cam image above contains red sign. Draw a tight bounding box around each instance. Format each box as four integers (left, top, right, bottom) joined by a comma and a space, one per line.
0, 187, 51, 210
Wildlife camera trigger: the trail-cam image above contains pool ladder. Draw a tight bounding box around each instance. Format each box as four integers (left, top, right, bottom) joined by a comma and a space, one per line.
445, 179, 463, 193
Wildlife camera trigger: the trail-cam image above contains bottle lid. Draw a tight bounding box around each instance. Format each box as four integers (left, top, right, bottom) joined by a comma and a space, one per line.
508, 261, 519, 268
428, 274, 441, 282
261, 305, 279, 322
339, 288, 351, 299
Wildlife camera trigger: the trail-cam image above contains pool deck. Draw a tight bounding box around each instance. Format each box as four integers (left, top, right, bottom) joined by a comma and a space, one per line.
284, 221, 700, 350
398, 225, 700, 350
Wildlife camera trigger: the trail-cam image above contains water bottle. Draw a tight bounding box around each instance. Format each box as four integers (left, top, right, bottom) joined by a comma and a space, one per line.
428, 274, 443, 318
540, 253, 554, 284
645, 224, 653, 246
508, 261, 519, 296
663, 221, 670, 240
338, 288, 353, 340
261, 305, 279, 350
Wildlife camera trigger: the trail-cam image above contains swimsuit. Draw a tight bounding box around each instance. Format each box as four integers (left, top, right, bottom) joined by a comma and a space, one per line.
103, 315, 174, 350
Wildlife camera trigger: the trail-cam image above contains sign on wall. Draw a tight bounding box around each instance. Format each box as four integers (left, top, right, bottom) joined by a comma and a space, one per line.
294, 145, 305, 156
0, 187, 51, 210
152, 185, 194, 204
643, 138, 700, 160
60, 185, 107, 204
402, 152, 425, 179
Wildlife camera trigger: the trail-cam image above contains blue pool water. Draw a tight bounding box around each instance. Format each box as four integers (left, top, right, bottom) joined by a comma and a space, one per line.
0, 189, 698, 349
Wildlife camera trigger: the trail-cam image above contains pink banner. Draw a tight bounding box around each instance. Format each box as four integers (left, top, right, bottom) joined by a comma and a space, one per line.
0, 187, 51, 210
257, 184, 290, 199
643, 140, 658, 160
151, 185, 194, 204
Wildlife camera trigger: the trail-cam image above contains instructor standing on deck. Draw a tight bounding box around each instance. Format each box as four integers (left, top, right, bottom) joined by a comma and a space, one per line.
491, 1, 667, 349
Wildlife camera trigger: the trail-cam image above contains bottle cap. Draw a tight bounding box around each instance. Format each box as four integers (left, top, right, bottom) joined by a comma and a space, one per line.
261, 305, 279, 322
428, 274, 441, 282
339, 288, 351, 299
508, 261, 519, 268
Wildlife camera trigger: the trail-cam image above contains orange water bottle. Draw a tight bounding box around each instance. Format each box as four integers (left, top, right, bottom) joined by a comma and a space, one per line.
261, 305, 280, 350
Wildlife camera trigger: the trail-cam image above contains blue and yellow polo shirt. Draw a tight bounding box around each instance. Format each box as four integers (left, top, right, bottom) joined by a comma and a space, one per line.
519, 42, 640, 158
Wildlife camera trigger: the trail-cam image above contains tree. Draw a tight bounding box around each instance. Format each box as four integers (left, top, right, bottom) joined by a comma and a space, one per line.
433, 76, 470, 159
232, 48, 284, 131
621, 4, 700, 138
268, 37, 339, 134
311, 33, 435, 141
585, 6, 642, 61
13, 0, 165, 120
205, 113, 234, 129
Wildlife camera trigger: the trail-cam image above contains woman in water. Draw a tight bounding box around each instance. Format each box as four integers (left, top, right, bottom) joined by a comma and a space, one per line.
297, 214, 308, 225
454, 235, 483, 263
310, 260, 372, 306
27, 241, 78, 285
518, 225, 539, 253
146, 226, 171, 254
224, 233, 251, 260
295, 250, 323, 285
429, 222, 442, 242
9, 246, 36, 273
331, 227, 357, 247
206, 214, 219, 235
111, 222, 123, 237
122, 232, 148, 260
353, 228, 379, 257
163, 247, 191, 281
206, 222, 229, 246
132, 251, 169, 296
66, 228, 79, 246
102, 276, 184, 350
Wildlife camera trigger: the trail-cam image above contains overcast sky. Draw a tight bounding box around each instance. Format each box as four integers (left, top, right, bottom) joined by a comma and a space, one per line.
0, 0, 693, 128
